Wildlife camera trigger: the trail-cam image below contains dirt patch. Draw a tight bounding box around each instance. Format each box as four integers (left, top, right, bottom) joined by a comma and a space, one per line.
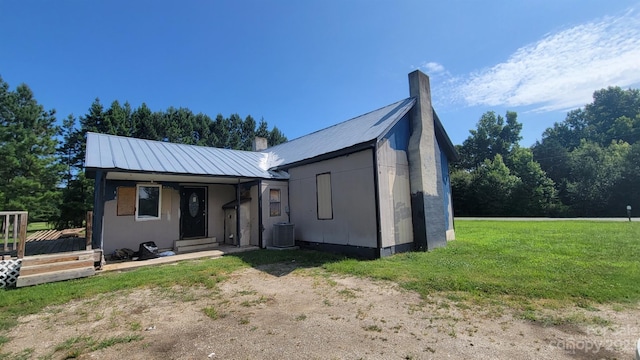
3, 264, 640, 359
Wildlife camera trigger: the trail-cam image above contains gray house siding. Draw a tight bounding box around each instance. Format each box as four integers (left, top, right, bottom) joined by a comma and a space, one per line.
204, 184, 237, 243
376, 115, 414, 252
289, 149, 377, 252
100, 180, 237, 255
101, 181, 180, 255
259, 180, 290, 247
440, 148, 455, 240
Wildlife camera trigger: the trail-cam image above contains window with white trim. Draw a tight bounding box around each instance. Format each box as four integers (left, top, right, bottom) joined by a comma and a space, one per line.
316, 173, 333, 220
136, 184, 162, 221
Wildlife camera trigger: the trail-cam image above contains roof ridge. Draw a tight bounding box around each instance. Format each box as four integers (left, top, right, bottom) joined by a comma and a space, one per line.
87, 132, 262, 156
264, 97, 413, 152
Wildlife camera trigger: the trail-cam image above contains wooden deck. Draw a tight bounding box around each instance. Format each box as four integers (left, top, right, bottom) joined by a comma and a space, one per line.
0, 209, 262, 287
17, 250, 96, 287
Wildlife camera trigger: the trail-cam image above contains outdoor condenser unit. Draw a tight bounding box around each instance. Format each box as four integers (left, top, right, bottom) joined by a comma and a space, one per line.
272, 223, 295, 248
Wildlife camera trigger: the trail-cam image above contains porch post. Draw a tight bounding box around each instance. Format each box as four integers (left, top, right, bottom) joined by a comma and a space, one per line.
16, 212, 27, 259
236, 181, 241, 247
92, 170, 106, 250
86, 211, 93, 251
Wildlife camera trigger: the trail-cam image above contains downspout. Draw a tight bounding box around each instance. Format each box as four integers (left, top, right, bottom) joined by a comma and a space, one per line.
258, 180, 263, 248
371, 144, 383, 258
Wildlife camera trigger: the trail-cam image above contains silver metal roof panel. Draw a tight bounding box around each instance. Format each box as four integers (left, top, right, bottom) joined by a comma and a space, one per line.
85, 132, 288, 180
85, 97, 420, 179
263, 98, 416, 168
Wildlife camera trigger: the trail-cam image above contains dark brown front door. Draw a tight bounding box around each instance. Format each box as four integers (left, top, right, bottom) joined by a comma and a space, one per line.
180, 187, 207, 239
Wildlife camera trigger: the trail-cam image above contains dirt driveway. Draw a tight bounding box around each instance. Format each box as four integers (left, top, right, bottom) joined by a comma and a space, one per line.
4, 261, 639, 359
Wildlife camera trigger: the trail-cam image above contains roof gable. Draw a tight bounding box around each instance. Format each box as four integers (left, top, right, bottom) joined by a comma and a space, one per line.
263, 98, 416, 169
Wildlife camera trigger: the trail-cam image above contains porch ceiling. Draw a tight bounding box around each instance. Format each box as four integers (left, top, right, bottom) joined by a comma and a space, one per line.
106, 171, 258, 184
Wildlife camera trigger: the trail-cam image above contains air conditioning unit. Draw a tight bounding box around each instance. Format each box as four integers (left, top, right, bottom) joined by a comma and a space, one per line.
272, 223, 295, 248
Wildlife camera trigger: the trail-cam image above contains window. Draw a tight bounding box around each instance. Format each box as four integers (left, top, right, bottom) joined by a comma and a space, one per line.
316, 173, 333, 220
269, 189, 281, 217
136, 184, 162, 221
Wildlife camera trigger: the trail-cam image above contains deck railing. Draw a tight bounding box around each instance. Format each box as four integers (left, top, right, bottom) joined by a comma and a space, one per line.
0, 211, 28, 258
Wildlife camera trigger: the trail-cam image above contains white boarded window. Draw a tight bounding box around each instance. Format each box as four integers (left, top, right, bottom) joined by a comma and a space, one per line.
136, 184, 162, 221
316, 173, 333, 220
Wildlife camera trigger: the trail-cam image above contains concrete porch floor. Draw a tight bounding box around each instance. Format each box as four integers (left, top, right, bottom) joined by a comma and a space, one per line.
100, 245, 260, 272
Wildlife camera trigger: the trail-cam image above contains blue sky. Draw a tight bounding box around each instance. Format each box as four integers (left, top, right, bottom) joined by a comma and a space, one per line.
1, 1, 639, 147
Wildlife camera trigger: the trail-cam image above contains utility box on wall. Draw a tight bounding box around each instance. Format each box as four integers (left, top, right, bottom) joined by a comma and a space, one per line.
272, 223, 295, 248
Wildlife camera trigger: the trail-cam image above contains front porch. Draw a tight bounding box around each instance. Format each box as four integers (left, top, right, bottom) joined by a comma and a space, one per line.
101, 244, 259, 272
0, 211, 261, 288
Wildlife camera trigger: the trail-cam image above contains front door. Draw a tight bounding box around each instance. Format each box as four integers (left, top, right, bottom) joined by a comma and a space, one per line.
180, 187, 207, 239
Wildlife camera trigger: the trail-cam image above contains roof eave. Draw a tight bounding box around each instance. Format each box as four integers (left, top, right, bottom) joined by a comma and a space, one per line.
433, 109, 460, 162
270, 140, 377, 171
375, 98, 416, 143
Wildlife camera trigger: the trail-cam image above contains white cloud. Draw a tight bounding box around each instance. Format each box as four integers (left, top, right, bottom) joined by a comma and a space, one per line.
452, 9, 640, 112
420, 61, 446, 74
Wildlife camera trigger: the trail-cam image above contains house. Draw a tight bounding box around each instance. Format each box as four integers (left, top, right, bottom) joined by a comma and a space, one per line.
85, 70, 458, 260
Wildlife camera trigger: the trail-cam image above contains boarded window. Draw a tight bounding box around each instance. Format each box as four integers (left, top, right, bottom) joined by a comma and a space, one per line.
136, 184, 162, 221
316, 173, 333, 220
117, 187, 135, 216
269, 189, 281, 217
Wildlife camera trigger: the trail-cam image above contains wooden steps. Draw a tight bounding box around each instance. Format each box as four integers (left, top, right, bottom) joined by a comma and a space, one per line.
175, 237, 218, 253
17, 250, 96, 287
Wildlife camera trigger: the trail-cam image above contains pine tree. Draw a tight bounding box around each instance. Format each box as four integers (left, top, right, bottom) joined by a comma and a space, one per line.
0, 76, 62, 221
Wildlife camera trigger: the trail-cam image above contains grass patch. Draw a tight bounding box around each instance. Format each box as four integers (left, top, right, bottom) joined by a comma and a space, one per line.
51, 334, 142, 358
0, 335, 8, 348
337, 289, 357, 299
518, 310, 612, 327
0, 348, 33, 360
27, 222, 53, 233
363, 324, 382, 332
203, 306, 219, 320
93, 334, 143, 351
325, 220, 640, 304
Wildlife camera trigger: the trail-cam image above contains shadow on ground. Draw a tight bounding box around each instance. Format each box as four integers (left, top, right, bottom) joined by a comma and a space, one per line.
226, 248, 348, 277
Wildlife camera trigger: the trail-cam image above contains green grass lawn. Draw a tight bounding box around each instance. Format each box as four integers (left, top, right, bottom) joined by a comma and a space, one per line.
326, 220, 640, 304
1, 220, 639, 333
26, 222, 53, 234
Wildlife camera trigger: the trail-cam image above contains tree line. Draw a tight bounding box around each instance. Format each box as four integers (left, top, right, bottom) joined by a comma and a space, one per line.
2, 74, 638, 227
452, 86, 640, 217
0, 76, 287, 228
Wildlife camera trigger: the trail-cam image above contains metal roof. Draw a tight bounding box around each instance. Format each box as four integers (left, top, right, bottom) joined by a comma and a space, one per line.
85, 132, 288, 180
263, 98, 416, 169
84, 96, 460, 180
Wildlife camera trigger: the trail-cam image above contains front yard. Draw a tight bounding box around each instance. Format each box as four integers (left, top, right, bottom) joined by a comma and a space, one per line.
0, 220, 638, 359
